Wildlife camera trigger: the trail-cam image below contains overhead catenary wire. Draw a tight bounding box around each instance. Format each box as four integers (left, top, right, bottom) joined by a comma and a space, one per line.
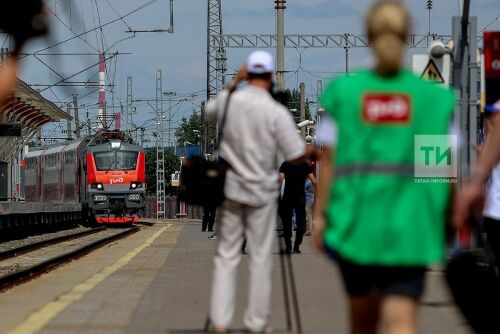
38, 52, 119, 93
22, 0, 162, 58
46, 6, 99, 52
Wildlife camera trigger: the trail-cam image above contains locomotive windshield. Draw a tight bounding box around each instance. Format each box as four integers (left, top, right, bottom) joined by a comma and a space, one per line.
94, 151, 138, 171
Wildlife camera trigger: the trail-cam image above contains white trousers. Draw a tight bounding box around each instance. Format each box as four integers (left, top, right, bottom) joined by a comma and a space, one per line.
210, 199, 276, 331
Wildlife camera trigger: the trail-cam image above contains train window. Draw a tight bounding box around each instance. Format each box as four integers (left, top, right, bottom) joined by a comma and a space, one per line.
116, 151, 138, 170
94, 152, 114, 170
94, 151, 138, 171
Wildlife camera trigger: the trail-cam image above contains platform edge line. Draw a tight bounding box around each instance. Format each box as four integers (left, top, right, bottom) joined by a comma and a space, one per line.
7, 226, 170, 334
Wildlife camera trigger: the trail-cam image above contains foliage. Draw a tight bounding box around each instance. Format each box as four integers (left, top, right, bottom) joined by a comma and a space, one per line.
284, 88, 312, 121
175, 111, 216, 150
174, 112, 203, 146
173, 89, 312, 150
145, 148, 181, 195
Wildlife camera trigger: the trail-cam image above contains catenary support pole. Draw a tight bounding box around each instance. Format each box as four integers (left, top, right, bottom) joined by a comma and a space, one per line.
66, 104, 72, 141
72, 94, 80, 139
276, 0, 286, 91
300, 82, 305, 137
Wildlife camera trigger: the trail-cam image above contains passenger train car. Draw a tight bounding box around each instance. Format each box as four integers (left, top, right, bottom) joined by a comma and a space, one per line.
25, 130, 146, 224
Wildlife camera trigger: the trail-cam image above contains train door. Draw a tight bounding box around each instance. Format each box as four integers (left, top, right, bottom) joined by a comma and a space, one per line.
39, 155, 43, 202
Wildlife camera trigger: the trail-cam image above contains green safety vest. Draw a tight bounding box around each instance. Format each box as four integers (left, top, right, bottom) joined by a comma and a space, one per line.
322, 69, 455, 266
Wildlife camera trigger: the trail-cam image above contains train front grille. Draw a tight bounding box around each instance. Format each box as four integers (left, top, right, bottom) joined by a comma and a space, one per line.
109, 198, 126, 211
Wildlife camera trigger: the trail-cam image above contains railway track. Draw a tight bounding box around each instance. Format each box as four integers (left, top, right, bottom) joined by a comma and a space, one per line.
0, 226, 140, 290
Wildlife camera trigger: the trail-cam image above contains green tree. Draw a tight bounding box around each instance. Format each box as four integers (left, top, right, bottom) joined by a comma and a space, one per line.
175, 112, 203, 145
145, 148, 181, 195
175, 111, 216, 151
284, 88, 312, 122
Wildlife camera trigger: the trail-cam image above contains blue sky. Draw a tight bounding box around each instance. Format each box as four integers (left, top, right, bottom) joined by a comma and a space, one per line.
12, 0, 500, 142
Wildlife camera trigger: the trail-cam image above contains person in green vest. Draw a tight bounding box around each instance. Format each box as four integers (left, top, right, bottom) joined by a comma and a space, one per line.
313, 1, 455, 334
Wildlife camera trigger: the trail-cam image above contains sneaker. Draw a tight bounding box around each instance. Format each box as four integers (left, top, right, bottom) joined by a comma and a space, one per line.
209, 234, 217, 240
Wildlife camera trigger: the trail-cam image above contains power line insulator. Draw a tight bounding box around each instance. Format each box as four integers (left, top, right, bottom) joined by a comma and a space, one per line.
427, 0, 433, 10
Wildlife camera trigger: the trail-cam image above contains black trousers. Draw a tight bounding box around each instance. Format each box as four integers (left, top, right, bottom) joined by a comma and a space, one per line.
280, 199, 306, 251
202, 205, 216, 231
484, 217, 500, 269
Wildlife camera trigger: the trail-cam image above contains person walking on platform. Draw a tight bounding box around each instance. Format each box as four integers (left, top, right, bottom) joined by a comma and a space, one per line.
279, 161, 316, 253
313, 1, 455, 334
202, 204, 216, 232
479, 113, 500, 270
205, 50, 314, 333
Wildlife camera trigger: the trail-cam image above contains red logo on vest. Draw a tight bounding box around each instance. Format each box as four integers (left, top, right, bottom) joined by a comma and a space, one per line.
363, 94, 411, 124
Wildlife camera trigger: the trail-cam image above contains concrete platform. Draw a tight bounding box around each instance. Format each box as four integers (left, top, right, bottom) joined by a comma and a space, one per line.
0, 221, 472, 334
0, 202, 81, 215
0, 202, 82, 228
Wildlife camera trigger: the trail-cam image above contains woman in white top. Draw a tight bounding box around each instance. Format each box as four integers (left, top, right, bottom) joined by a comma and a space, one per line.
482, 112, 500, 269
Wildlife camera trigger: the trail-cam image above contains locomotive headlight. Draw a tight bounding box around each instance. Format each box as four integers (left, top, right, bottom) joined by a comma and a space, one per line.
128, 194, 141, 201
110, 141, 121, 150
91, 182, 104, 190
130, 182, 142, 189
94, 194, 107, 202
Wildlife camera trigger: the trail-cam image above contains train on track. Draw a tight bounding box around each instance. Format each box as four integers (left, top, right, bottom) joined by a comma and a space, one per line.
24, 130, 146, 224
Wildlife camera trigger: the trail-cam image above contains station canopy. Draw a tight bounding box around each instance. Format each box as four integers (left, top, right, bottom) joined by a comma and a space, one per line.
0, 79, 71, 161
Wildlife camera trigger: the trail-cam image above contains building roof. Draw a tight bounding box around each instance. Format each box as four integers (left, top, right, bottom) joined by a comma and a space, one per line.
0, 79, 71, 162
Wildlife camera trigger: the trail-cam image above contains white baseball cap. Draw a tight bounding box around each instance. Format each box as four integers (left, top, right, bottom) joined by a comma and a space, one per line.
246, 50, 275, 74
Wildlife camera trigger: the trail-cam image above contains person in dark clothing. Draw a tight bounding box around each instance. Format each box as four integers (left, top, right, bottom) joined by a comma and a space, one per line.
202, 205, 216, 232
279, 161, 316, 253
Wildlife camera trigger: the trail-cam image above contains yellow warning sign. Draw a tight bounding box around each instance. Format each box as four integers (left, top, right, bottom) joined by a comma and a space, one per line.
421, 59, 445, 83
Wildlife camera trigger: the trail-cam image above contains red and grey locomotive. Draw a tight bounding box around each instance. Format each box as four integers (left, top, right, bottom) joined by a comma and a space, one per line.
25, 130, 146, 224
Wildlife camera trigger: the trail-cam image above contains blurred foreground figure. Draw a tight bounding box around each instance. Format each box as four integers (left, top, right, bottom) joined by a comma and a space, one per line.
455, 113, 500, 227
481, 114, 500, 270
0, 0, 48, 106
205, 51, 313, 333
313, 1, 454, 334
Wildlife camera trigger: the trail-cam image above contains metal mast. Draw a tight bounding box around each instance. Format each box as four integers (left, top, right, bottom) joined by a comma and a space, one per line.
427, 0, 433, 36
126, 76, 133, 134
72, 94, 81, 139
299, 82, 305, 136
66, 104, 73, 141
316, 80, 323, 110
207, 0, 227, 100
275, 0, 286, 90
156, 69, 166, 219
98, 53, 106, 129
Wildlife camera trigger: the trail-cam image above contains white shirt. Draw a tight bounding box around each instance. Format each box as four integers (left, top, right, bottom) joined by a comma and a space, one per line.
205, 86, 306, 207
484, 163, 500, 220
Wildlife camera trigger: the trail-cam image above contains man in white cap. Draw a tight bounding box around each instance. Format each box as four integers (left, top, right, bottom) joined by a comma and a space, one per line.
205, 50, 314, 333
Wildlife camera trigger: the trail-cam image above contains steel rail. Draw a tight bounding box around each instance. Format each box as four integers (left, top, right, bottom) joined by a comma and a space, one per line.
0, 226, 139, 291
0, 227, 106, 261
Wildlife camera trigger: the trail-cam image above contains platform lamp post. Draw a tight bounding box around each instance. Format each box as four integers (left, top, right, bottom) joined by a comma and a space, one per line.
192, 130, 202, 155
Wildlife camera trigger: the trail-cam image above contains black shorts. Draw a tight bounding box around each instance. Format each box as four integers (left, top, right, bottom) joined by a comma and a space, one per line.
325, 246, 426, 300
